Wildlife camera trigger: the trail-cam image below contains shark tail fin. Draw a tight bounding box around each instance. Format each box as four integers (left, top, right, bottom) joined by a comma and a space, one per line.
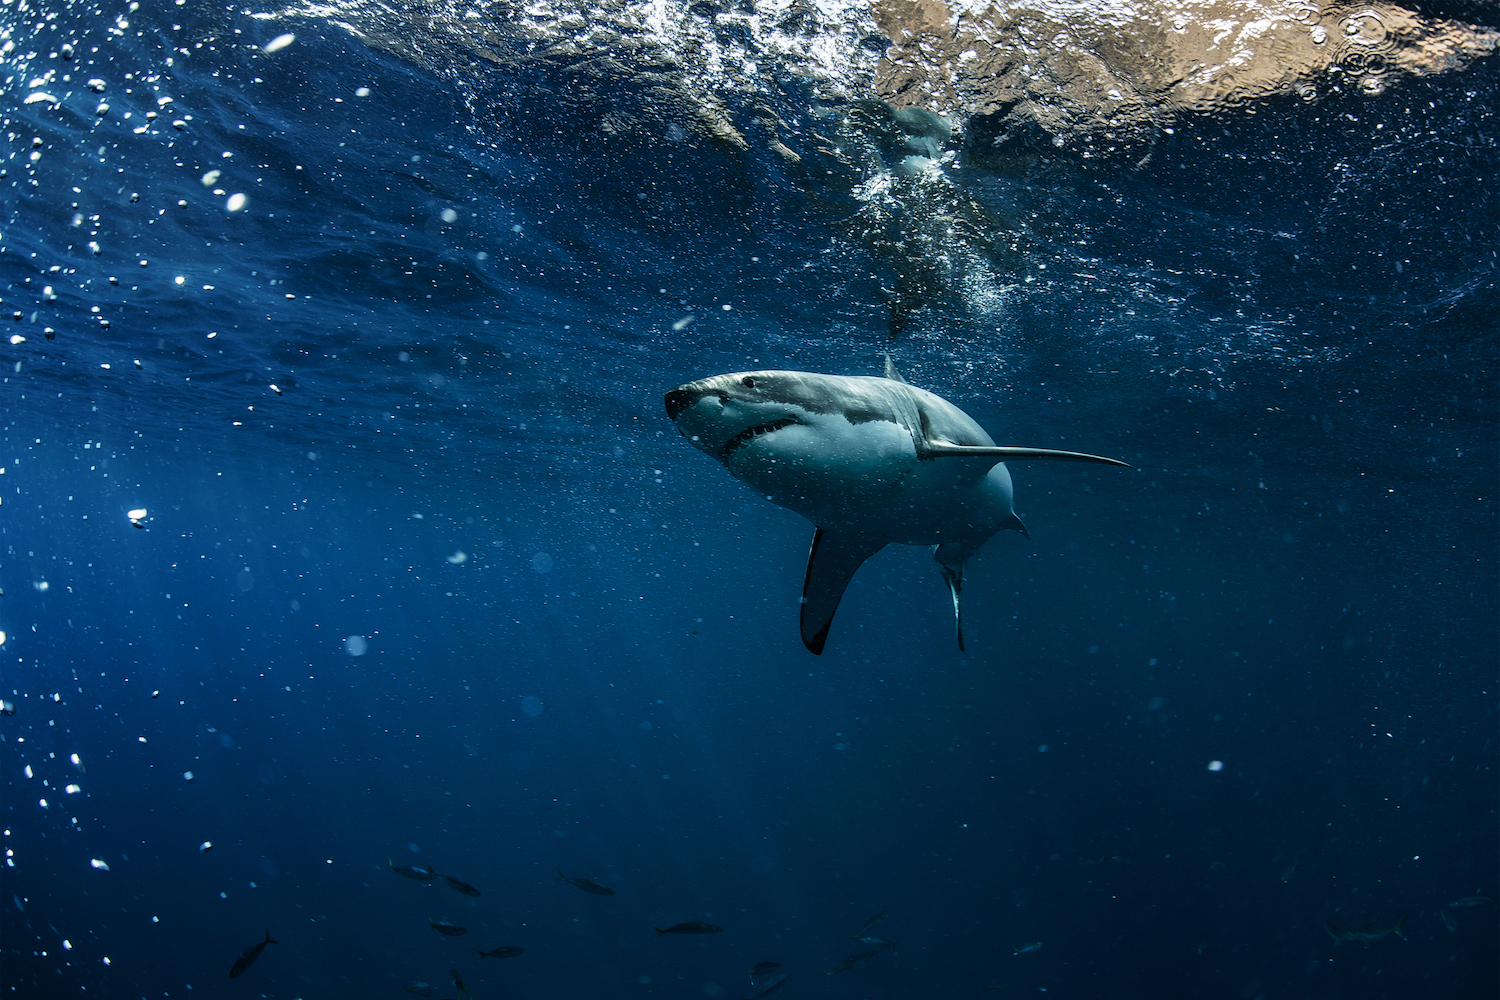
801, 529, 885, 655
1394, 916, 1407, 940
556, 868, 567, 883
265, 930, 277, 945
932, 544, 967, 652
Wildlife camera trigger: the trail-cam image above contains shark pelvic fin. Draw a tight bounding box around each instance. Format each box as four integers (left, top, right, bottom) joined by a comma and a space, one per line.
921, 443, 1132, 468
930, 542, 966, 653
801, 528, 886, 655
936, 554, 960, 650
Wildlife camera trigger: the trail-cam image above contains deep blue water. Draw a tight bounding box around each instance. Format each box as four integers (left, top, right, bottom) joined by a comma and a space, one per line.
1, 2, 1497, 999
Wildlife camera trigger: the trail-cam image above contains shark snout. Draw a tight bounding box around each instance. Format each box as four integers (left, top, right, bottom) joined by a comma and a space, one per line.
664, 385, 724, 423
664, 387, 696, 422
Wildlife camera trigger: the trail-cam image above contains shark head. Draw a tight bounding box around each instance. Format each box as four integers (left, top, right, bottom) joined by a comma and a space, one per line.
664, 371, 821, 463
664, 371, 918, 522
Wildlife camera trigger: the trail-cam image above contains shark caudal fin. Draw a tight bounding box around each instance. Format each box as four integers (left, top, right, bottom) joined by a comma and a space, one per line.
801, 529, 885, 655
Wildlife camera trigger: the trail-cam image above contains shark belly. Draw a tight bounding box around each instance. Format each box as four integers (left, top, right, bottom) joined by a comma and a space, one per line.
877, 461, 1016, 546
724, 416, 918, 530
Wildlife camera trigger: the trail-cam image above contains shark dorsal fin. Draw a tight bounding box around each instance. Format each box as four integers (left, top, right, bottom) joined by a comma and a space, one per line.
882, 355, 908, 383
801, 528, 886, 654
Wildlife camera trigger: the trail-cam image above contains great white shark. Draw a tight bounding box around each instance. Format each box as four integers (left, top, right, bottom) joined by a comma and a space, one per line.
664, 361, 1130, 654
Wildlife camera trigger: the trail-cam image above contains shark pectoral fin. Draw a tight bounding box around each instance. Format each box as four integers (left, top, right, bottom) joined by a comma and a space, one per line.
932, 543, 968, 651
801, 528, 885, 655
922, 443, 1133, 469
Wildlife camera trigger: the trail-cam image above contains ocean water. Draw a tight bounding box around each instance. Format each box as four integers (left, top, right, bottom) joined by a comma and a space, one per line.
1, 1, 1496, 998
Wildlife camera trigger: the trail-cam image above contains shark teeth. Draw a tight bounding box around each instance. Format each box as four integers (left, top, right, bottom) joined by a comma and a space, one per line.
721, 417, 797, 458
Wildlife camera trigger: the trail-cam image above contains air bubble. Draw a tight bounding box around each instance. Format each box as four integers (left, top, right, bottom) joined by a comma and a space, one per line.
1343, 11, 1388, 45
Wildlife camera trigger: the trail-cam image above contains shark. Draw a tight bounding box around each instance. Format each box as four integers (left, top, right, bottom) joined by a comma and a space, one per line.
664, 361, 1130, 654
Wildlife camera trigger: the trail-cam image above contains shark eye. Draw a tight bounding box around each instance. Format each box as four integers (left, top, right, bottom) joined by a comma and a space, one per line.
741, 376, 755, 388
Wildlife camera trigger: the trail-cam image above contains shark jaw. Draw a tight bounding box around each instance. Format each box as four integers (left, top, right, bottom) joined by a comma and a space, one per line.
718, 415, 801, 461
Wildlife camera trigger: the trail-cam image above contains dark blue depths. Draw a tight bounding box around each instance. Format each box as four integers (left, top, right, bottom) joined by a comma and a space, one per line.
0, 4, 1496, 1000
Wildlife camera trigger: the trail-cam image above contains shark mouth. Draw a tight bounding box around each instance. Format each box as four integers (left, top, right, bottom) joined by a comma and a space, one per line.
720, 417, 798, 459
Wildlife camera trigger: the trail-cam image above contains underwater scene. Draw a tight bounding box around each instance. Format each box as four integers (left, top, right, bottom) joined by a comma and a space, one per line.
0, 0, 1496, 997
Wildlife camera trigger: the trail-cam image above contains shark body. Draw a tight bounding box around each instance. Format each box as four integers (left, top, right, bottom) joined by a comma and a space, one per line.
664, 363, 1129, 654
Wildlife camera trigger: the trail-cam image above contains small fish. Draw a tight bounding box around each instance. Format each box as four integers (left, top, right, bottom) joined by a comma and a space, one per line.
429, 917, 468, 937
557, 868, 616, 895
451, 968, 469, 1000
437, 873, 482, 897
739, 973, 789, 998
389, 858, 436, 881
403, 983, 434, 997
850, 934, 898, 950
1447, 896, 1495, 908
1323, 917, 1406, 943
856, 909, 889, 935
654, 920, 724, 936
1441, 908, 1459, 933
1080, 854, 1128, 865
826, 951, 877, 975
1012, 941, 1043, 955
227, 930, 276, 979
477, 945, 525, 958
749, 961, 782, 979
